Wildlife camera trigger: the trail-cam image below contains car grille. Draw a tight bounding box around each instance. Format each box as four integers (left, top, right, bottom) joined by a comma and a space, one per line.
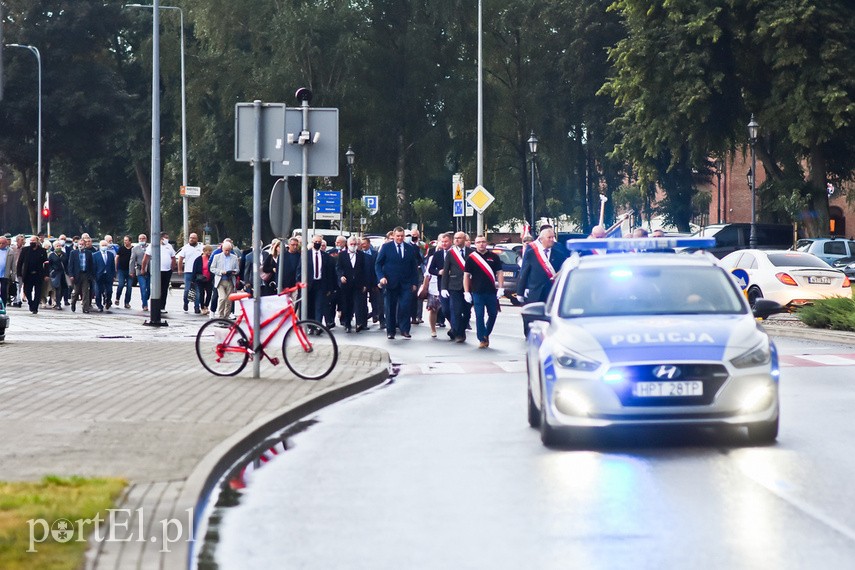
608, 363, 729, 407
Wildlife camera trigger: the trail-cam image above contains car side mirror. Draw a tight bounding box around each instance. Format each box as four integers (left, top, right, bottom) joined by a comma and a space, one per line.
522, 302, 549, 321
753, 298, 787, 320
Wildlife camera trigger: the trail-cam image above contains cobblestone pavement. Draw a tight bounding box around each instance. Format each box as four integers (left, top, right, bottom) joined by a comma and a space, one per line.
0, 300, 389, 569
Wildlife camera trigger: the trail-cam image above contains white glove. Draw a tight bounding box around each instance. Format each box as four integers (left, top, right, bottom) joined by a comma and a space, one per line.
524, 289, 530, 298
440, 289, 449, 298
464, 292, 472, 304
496, 288, 505, 298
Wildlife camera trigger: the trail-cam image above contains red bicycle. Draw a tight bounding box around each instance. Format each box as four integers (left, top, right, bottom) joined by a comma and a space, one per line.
195, 283, 338, 379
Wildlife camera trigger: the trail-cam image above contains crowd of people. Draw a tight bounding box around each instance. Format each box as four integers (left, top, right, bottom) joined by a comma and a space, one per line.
0, 224, 582, 348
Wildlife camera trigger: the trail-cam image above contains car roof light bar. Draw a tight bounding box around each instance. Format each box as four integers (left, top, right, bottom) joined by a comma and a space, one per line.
565, 237, 717, 252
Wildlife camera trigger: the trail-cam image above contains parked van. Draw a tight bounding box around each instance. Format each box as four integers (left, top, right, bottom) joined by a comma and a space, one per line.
692, 223, 796, 258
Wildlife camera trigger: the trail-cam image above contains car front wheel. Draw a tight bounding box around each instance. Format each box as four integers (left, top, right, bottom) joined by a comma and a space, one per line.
747, 286, 764, 310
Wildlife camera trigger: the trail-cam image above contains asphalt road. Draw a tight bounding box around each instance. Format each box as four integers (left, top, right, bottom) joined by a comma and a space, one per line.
215, 307, 855, 569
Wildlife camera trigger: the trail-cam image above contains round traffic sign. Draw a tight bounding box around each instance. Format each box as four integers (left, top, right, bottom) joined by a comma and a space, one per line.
731, 268, 749, 290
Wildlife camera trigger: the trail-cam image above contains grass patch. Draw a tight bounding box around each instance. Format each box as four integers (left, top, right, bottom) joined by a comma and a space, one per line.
0, 475, 126, 570
797, 297, 855, 331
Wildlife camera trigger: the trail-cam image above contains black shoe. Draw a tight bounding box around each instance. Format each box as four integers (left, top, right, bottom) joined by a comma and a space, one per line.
194, 307, 201, 314
387, 334, 395, 339
105, 301, 112, 310
355, 325, 364, 332
83, 308, 91, 314
447, 330, 455, 339
401, 332, 412, 339
345, 326, 352, 333
98, 307, 104, 313
183, 302, 189, 312
71, 301, 76, 312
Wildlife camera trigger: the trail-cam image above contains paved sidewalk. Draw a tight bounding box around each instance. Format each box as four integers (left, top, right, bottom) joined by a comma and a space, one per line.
0, 303, 389, 569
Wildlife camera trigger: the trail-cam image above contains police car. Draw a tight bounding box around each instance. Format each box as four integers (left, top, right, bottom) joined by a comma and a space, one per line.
524, 237, 784, 447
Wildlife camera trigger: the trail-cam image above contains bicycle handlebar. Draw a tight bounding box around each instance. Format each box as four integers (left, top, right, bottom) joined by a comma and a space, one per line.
279, 282, 307, 295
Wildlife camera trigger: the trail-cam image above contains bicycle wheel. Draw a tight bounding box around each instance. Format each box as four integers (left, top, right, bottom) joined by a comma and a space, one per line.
282, 319, 338, 380
196, 318, 250, 376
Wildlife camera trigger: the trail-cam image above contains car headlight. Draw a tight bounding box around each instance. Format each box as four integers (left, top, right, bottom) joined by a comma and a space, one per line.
730, 337, 771, 369
553, 346, 601, 371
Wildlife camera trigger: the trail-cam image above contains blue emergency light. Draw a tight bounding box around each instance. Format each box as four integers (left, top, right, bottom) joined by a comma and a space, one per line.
565, 237, 716, 252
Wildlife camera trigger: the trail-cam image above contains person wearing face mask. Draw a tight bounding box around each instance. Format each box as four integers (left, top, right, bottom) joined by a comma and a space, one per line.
47, 241, 68, 310
92, 239, 117, 312
67, 235, 95, 313
336, 236, 369, 333
115, 235, 134, 309
307, 235, 336, 327
129, 234, 150, 311
16, 236, 49, 314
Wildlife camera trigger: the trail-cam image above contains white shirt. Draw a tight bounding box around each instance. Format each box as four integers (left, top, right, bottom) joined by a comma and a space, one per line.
145, 241, 177, 271
177, 242, 203, 273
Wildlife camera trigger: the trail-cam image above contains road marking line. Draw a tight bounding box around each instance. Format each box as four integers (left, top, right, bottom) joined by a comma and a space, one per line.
792, 354, 855, 366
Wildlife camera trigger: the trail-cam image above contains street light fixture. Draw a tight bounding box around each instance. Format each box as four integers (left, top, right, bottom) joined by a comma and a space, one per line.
747, 114, 759, 248
715, 158, 723, 224
6, 43, 42, 234
345, 145, 355, 235
527, 131, 538, 227
126, 3, 188, 245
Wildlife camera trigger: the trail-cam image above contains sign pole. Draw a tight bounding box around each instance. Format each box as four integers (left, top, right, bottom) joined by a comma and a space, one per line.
251, 100, 262, 378
300, 97, 310, 320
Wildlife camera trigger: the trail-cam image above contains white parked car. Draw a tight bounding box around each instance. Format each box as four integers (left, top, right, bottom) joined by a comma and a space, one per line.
719, 249, 852, 309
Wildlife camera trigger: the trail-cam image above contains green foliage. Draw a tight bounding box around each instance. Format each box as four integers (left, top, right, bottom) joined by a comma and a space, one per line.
797, 297, 855, 331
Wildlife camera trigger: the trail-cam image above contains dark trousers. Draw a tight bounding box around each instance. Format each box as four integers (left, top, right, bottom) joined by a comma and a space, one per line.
369, 285, 384, 324
340, 285, 368, 328
95, 275, 113, 309
384, 284, 413, 336
160, 270, 172, 309
439, 291, 451, 326
449, 289, 469, 340
116, 269, 132, 304
308, 282, 330, 325
0, 277, 8, 306
24, 276, 43, 313
472, 292, 499, 342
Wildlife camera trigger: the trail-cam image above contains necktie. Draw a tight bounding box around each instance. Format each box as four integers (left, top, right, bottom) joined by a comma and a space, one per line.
398, 244, 403, 258
315, 252, 321, 279
103, 252, 107, 264
544, 248, 550, 260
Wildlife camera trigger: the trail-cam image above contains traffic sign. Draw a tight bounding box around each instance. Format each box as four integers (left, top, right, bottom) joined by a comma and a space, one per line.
731, 268, 749, 290
453, 199, 465, 217
465, 190, 474, 217
235, 102, 286, 163
315, 190, 342, 221
452, 173, 464, 201
270, 108, 340, 177
269, 179, 292, 237
362, 195, 379, 215
467, 185, 494, 213
180, 185, 201, 197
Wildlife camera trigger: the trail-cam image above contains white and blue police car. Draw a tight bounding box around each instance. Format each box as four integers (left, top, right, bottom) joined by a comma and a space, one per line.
524, 237, 783, 447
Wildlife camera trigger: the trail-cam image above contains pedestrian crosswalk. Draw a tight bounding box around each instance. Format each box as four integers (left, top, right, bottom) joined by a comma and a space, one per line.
397, 353, 855, 376
779, 353, 855, 367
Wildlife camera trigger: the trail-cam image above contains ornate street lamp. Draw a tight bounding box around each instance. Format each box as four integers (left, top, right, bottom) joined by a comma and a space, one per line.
345, 146, 355, 234
748, 114, 759, 247
715, 158, 723, 224
527, 131, 538, 226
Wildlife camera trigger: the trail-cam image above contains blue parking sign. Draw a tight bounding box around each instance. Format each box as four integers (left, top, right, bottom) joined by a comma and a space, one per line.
453, 199, 464, 217
362, 195, 379, 215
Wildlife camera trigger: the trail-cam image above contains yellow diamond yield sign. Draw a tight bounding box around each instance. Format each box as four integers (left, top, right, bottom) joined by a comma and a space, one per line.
466, 185, 494, 213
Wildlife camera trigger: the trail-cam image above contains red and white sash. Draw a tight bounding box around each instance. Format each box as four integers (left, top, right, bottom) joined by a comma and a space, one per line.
449, 247, 466, 271
469, 251, 496, 281
531, 241, 557, 280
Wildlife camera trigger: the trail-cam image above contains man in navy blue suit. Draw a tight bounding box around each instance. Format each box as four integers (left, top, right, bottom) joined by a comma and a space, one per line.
375, 226, 420, 339
517, 227, 568, 304
92, 239, 117, 312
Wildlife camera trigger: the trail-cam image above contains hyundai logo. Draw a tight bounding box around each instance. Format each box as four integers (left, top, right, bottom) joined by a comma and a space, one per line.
653, 365, 681, 380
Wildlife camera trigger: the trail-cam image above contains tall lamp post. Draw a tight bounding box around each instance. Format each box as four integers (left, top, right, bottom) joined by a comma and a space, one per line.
715, 158, 723, 224
126, 3, 188, 245
6, 43, 42, 235
747, 114, 759, 248
345, 146, 355, 235
527, 131, 538, 227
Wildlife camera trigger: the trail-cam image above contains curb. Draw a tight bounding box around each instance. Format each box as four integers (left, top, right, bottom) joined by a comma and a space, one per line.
762, 323, 855, 346
163, 356, 391, 570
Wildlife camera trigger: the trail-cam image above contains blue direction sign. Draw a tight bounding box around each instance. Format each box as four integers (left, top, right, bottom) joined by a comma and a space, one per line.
453, 199, 465, 217
315, 190, 342, 220
362, 195, 379, 215
731, 268, 749, 290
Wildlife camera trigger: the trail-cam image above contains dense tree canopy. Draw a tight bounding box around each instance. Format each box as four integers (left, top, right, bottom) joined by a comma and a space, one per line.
1, 0, 853, 241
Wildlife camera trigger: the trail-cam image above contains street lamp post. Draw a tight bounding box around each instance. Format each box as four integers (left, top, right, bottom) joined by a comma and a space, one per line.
345, 146, 355, 235
747, 114, 759, 248
527, 131, 538, 227
6, 43, 42, 234
126, 4, 188, 245
715, 158, 723, 224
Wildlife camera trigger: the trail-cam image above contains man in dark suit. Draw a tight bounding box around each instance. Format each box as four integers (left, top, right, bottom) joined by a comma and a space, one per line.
16, 236, 49, 314
336, 236, 369, 333
441, 231, 473, 342
517, 227, 568, 304
67, 241, 95, 313
428, 232, 452, 328
92, 239, 117, 312
375, 226, 420, 339
307, 234, 337, 327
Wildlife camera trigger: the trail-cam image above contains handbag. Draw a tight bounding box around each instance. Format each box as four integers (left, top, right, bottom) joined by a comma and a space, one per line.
260, 271, 273, 283
187, 286, 197, 302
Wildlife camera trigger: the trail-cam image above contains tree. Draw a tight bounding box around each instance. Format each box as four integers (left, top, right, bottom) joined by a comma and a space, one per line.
411, 197, 440, 236
604, 0, 855, 236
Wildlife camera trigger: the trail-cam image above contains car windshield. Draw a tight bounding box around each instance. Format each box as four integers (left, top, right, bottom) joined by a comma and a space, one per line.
558, 264, 745, 317
492, 249, 518, 265
766, 252, 831, 268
